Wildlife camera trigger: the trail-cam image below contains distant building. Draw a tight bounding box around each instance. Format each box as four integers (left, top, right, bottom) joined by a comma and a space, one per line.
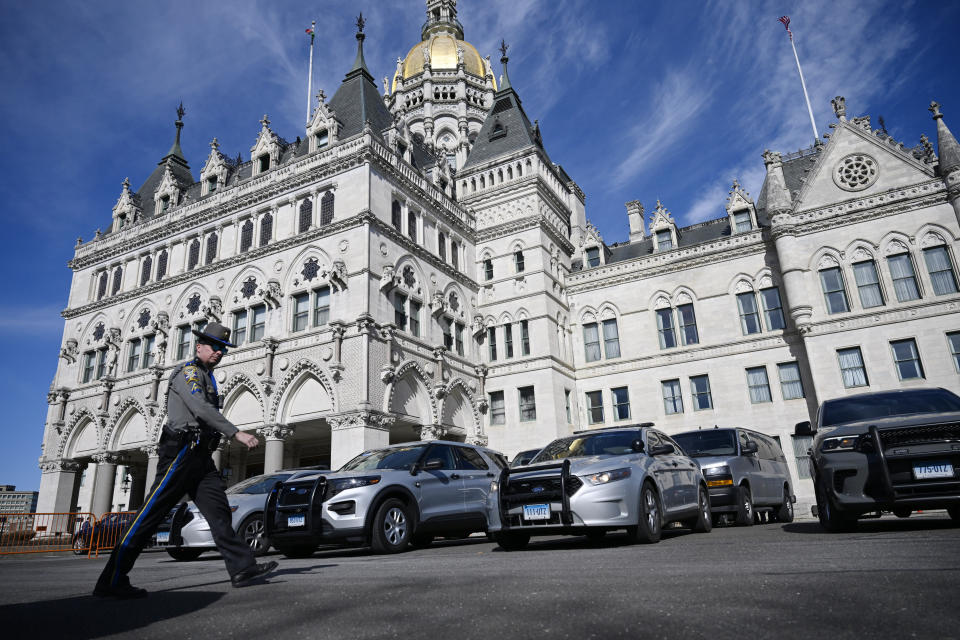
0, 486, 39, 514
38, 1, 960, 519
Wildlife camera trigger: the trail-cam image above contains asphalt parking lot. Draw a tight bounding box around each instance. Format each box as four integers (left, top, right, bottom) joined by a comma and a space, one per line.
2, 513, 958, 640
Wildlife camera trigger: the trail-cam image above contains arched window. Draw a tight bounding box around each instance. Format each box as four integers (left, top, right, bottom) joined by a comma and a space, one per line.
483, 258, 493, 280
498, 169, 503, 183
240, 220, 253, 253
391, 200, 402, 230
320, 191, 334, 225
140, 255, 152, 286
111, 266, 123, 295
97, 272, 108, 300
507, 166, 513, 180
479, 175, 485, 189
514, 250, 525, 273
188, 239, 200, 270
156, 250, 168, 280
259, 213, 273, 247
298, 199, 312, 233
205, 233, 218, 265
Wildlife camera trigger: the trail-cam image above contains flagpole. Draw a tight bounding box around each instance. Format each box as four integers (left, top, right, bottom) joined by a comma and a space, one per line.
306, 21, 316, 124
779, 17, 819, 146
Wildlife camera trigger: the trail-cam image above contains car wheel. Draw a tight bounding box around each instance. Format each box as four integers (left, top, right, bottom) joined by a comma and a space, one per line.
238, 513, 269, 557
687, 485, 712, 533
627, 482, 662, 544
585, 529, 607, 543
275, 543, 317, 559
166, 548, 204, 561
370, 498, 412, 554
494, 531, 530, 551
735, 486, 754, 527
893, 508, 911, 519
772, 487, 794, 523
815, 480, 857, 533
409, 533, 434, 548
72, 535, 87, 555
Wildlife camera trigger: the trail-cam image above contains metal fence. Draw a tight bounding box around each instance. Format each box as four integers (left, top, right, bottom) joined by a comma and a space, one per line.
0, 511, 134, 557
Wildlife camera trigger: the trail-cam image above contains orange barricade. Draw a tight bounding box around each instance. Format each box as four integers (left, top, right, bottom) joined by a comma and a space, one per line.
0, 512, 96, 555
89, 511, 137, 557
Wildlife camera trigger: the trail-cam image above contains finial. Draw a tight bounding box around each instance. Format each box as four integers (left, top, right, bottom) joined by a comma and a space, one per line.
920, 134, 934, 157
316, 89, 326, 103
122, 177, 130, 190
260, 114, 271, 128
731, 178, 741, 192
356, 13, 365, 33
498, 39, 512, 89
176, 101, 185, 122
76, 237, 83, 247
831, 96, 846, 120
210, 137, 219, 150
499, 39, 509, 60
929, 101, 943, 120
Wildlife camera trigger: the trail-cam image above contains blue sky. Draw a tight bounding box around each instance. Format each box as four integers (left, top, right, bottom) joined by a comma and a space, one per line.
1, 0, 958, 492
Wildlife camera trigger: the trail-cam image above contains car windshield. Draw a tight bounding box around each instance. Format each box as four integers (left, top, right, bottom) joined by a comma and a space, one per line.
532, 432, 638, 462
821, 389, 960, 427
672, 430, 737, 457
340, 445, 427, 471
226, 473, 293, 495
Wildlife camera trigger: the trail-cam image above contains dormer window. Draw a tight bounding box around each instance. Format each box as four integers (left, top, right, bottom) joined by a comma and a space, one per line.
656, 230, 673, 251
206, 176, 217, 194
315, 130, 329, 150
585, 247, 600, 268
733, 210, 752, 233
160, 195, 171, 212
258, 154, 270, 173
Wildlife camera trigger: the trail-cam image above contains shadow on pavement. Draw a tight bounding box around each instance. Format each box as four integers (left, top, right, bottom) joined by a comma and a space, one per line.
781, 516, 958, 535
4, 590, 224, 639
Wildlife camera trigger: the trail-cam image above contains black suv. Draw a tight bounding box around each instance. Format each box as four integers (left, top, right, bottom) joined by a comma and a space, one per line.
798, 387, 960, 531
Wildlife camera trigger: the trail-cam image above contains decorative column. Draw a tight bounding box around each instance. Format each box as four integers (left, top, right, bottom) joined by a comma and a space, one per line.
432, 346, 447, 396
141, 445, 160, 493
258, 424, 294, 474
357, 314, 376, 406
474, 365, 489, 413
97, 378, 115, 417
262, 337, 279, 382
329, 412, 390, 470
148, 366, 164, 405
90, 452, 120, 516
36, 459, 82, 524
329, 321, 346, 381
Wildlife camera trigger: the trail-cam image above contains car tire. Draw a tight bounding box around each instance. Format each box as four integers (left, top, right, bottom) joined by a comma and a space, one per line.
275, 543, 317, 559
494, 531, 530, 551
72, 535, 87, 555
166, 548, 204, 561
815, 480, 857, 533
893, 508, 911, 519
627, 482, 662, 544
735, 486, 754, 527
409, 533, 434, 548
772, 487, 794, 523
237, 513, 270, 557
370, 498, 413, 554
687, 485, 712, 533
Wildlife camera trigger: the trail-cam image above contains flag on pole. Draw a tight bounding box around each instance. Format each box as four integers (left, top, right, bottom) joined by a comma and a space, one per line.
306, 26, 315, 43
778, 16, 792, 38
777, 15, 819, 145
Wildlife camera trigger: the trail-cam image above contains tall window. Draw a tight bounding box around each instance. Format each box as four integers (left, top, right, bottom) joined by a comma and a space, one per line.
853, 260, 885, 308
483, 258, 493, 280
409, 300, 421, 338
819, 267, 849, 314
565, 390, 572, 424
887, 254, 921, 302
259, 212, 273, 247
250, 305, 266, 342
97, 272, 108, 300
518, 386, 537, 421
759, 288, 785, 331
95, 348, 108, 379
504, 324, 514, 358
240, 220, 254, 253
837, 347, 868, 388
948, 331, 960, 372
175, 325, 193, 361
82, 351, 96, 383
514, 250, 525, 273
140, 256, 152, 286
602, 319, 621, 359
207, 176, 217, 194
520, 320, 530, 356
612, 386, 631, 420
156, 250, 168, 281
733, 210, 752, 232
454, 321, 464, 356
777, 362, 805, 400
407, 210, 417, 242
585, 247, 600, 268
737, 292, 762, 334
292, 293, 310, 332
112, 266, 123, 295
439, 233, 447, 261
656, 308, 676, 349
450, 241, 459, 270
489, 391, 505, 425
298, 199, 312, 233
656, 229, 673, 250
315, 129, 329, 149
393, 293, 408, 331
391, 200, 402, 231
187, 239, 200, 270
205, 233, 218, 265
890, 338, 924, 380
791, 435, 814, 480
923, 246, 959, 295
677, 304, 699, 345
320, 191, 334, 225
662, 379, 683, 414
126, 339, 142, 373
690, 375, 712, 410
746, 366, 772, 403
233, 310, 248, 345
586, 390, 604, 424
487, 327, 498, 361
442, 318, 454, 350
314, 287, 331, 326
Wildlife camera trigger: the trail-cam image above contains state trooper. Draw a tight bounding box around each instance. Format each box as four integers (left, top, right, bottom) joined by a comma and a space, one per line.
93, 322, 278, 598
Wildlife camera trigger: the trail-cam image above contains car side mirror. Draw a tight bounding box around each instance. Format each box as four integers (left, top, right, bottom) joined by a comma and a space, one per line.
631, 438, 645, 453
422, 458, 444, 471
741, 441, 758, 455
649, 443, 674, 456
794, 420, 816, 436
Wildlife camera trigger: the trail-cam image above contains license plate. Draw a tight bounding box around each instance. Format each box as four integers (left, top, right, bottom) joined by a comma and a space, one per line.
913, 462, 954, 480
156, 532, 169, 544
523, 503, 550, 520
287, 514, 305, 528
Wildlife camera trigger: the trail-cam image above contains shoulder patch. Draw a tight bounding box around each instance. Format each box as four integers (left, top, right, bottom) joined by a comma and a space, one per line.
183, 366, 203, 395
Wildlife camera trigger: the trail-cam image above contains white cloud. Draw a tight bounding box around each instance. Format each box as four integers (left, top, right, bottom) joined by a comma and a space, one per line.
0, 306, 67, 337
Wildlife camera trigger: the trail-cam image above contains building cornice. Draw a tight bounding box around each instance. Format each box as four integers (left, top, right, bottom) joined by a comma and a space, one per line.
805, 296, 960, 336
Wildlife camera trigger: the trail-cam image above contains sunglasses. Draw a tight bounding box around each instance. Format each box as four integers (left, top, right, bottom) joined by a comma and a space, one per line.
199, 341, 228, 354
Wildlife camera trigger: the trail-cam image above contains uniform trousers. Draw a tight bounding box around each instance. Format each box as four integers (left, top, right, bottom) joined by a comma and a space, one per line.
95, 432, 255, 589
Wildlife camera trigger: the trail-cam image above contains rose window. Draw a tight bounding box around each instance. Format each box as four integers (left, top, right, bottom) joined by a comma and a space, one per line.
137, 309, 151, 329
833, 154, 879, 191
93, 322, 105, 341
186, 293, 202, 314
301, 258, 320, 282
402, 266, 416, 288
240, 277, 258, 299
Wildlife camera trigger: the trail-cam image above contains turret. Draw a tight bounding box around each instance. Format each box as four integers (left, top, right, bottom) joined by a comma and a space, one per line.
930, 101, 960, 225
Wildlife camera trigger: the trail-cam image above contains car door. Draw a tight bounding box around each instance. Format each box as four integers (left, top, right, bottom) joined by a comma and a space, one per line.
646, 431, 679, 512
416, 444, 465, 526
454, 446, 496, 523
738, 430, 769, 504
662, 433, 700, 510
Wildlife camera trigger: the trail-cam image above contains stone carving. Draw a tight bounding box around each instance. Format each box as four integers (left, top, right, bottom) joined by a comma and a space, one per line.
257, 424, 293, 440
150, 311, 170, 366
421, 44, 431, 65
920, 232, 946, 249
382, 76, 389, 93
259, 279, 282, 309
831, 96, 846, 119
240, 276, 258, 299
59, 339, 78, 364
381, 365, 395, 384
675, 292, 692, 305
471, 316, 485, 338
833, 153, 879, 191
817, 254, 840, 269
456, 46, 464, 65
419, 424, 447, 440
430, 291, 446, 317
203, 296, 223, 323
105, 328, 121, 376
326, 260, 348, 291
733, 280, 754, 294
851, 246, 873, 262
380, 265, 396, 293
884, 240, 909, 256
653, 295, 671, 309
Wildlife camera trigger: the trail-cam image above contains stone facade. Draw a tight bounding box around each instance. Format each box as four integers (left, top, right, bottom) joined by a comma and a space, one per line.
37, 2, 960, 520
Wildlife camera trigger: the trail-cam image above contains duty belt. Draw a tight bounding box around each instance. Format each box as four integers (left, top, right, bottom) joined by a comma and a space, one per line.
162, 426, 221, 452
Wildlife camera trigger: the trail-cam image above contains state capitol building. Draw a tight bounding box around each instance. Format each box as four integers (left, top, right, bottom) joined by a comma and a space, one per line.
38, 1, 960, 517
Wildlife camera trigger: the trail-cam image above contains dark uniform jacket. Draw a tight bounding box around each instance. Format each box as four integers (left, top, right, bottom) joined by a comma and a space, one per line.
166, 360, 238, 438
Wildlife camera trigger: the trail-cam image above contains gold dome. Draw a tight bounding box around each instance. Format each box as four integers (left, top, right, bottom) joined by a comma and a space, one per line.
393, 34, 494, 92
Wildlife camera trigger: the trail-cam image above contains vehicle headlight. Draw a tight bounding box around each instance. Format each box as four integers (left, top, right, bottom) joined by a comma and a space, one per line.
702, 465, 730, 476
585, 468, 631, 485
325, 475, 381, 500
821, 436, 860, 452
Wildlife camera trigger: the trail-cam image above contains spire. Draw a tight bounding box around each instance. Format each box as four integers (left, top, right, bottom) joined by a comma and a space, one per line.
422, 0, 463, 40
930, 101, 960, 174
166, 102, 187, 161
350, 13, 369, 74
760, 150, 792, 214
498, 40, 512, 90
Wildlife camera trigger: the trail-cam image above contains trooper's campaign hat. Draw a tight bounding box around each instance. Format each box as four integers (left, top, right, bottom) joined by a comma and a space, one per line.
192, 322, 236, 348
